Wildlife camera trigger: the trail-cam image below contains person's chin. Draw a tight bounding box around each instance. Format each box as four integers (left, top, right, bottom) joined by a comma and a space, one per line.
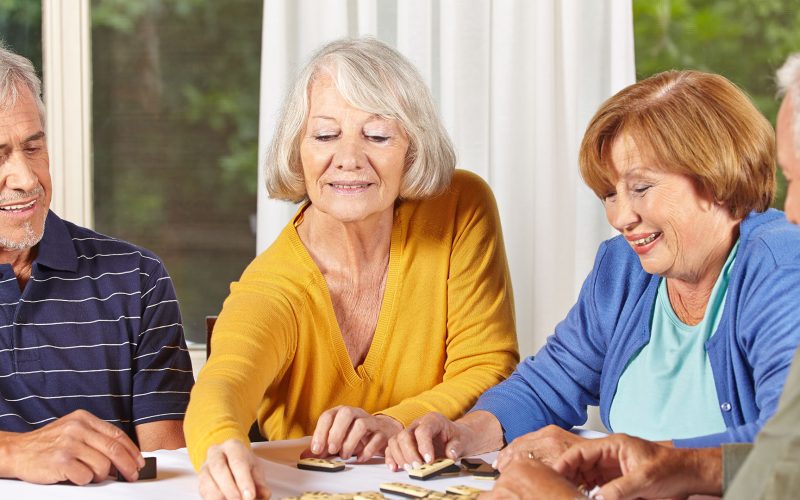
0, 224, 45, 251
638, 258, 668, 277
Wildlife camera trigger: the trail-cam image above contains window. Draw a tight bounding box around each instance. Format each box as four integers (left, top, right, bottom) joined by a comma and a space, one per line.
90, 0, 262, 343
0, 2, 42, 86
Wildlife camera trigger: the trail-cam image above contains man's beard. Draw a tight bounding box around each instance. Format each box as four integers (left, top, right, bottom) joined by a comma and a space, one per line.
0, 219, 44, 251
0, 186, 46, 251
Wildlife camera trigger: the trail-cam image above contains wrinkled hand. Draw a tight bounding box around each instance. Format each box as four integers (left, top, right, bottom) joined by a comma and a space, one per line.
479, 450, 581, 500
385, 412, 477, 472
199, 439, 271, 500
302, 406, 402, 463
0, 409, 145, 485
495, 425, 583, 471
554, 434, 720, 500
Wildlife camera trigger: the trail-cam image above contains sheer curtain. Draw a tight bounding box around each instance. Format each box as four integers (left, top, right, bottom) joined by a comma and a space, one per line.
256, 0, 635, 356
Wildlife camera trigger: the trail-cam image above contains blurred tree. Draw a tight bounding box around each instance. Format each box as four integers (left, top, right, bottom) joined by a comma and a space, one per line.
0, 0, 42, 75
90, 0, 261, 342
634, 0, 800, 208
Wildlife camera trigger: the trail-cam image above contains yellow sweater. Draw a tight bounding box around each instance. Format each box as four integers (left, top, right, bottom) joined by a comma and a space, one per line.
185, 170, 519, 469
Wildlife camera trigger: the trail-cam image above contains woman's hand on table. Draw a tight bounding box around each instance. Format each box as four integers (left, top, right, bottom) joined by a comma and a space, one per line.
495, 425, 584, 471
384, 411, 498, 472
303, 406, 402, 463
199, 439, 271, 500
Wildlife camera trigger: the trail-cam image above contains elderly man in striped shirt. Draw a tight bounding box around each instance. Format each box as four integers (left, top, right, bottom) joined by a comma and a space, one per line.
0, 43, 194, 484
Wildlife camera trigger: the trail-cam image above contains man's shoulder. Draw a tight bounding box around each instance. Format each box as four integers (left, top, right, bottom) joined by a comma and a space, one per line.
57, 218, 165, 269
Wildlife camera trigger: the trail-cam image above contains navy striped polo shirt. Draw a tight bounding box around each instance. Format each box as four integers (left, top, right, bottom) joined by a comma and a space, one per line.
0, 211, 194, 441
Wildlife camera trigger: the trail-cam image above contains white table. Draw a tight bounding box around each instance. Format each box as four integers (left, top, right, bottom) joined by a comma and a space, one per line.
0, 437, 498, 499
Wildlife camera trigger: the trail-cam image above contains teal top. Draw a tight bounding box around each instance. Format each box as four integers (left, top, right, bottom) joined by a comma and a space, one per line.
609, 240, 739, 440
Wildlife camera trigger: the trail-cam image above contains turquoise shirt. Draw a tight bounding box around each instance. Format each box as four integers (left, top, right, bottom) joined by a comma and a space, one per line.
609, 241, 739, 440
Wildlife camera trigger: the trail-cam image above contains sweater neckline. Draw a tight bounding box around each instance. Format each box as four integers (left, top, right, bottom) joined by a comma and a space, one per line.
288, 201, 404, 386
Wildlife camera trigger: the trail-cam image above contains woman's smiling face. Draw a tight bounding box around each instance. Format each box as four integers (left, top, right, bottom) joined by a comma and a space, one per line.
299, 74, 410, 224
604, 134, 739, 283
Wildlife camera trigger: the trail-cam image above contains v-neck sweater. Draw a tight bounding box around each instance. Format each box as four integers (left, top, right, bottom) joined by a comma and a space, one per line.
185, 170, 519, 469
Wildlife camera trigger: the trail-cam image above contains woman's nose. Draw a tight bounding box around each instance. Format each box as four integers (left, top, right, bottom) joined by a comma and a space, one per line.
332, 137, 365, 170
606, 194, 639, 232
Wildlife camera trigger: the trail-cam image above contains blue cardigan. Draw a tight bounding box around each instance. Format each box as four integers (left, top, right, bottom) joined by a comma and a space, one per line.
473, 209, 800, 448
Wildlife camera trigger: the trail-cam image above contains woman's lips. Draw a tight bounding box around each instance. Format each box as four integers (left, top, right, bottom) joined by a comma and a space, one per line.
627, 231, 662, 254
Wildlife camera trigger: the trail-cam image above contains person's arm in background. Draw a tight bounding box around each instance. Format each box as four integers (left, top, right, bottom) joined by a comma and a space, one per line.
724, 346, 800, 499
136, 421, 186, 451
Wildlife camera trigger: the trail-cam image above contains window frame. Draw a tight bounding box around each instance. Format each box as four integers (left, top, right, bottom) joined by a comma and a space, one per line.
42, 0, 93, 228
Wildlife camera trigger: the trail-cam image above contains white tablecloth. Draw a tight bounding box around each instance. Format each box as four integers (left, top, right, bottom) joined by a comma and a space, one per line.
0, 437, 499, 499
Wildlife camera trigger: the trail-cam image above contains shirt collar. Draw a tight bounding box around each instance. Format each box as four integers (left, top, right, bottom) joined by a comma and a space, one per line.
34, 210, 78, 273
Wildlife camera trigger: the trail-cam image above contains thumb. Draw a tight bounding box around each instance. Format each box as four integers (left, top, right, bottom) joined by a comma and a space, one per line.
444, 436, 463, 460
595, 475, 642, 500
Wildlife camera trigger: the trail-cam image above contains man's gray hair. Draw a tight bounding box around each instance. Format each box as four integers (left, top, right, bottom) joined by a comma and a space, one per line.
265, 37, 456, 202
0, 41, 45, 125
777, 53, 800, 155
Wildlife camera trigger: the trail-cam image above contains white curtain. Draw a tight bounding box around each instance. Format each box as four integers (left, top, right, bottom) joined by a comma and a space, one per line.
256, 0, 635, 357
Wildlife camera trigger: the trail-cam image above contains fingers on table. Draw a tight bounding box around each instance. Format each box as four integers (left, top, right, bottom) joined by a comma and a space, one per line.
202, 443, 258, 500
340, 416, 373, 459
53, 410, 143, 483
82, 423, 142, 481
357, 432, 386, 463
312, 406, 367, 457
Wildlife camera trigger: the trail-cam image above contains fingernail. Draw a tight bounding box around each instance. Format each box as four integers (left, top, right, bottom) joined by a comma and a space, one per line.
449, 447, 457, 457
595, 496, 604, 500
311, 441, 320, 454
403, 463, 411, 472
412, 461, 421, 469
387, 463, 393, 471
491, 460, 497, 468
423, 453, 432, 463
242, 489, 254, 500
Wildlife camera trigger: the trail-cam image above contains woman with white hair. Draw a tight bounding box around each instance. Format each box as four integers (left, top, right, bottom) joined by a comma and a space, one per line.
184, 37, 518, 499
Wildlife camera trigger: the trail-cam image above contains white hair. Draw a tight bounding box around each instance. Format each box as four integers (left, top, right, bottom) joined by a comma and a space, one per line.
265, 37, 456, 202
777, 53, 800, 156
0, 41, 45, 125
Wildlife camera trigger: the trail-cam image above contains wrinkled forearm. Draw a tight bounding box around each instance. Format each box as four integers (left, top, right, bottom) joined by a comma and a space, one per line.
456, 410, 505, 455
683, 447, 723, 496
0, 431, 19, 478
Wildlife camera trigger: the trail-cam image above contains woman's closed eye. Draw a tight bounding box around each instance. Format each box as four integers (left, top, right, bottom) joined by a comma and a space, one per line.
632, 184, 651, 196
313, 132, 339, 142
364, 134, 390, 143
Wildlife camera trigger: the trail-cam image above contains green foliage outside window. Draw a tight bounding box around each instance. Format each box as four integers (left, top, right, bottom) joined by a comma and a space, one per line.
634, 0, 800, 208
0, 0, 42, 70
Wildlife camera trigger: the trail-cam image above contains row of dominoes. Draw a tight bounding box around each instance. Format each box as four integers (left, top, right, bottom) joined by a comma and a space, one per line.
297, 457, 498, 481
